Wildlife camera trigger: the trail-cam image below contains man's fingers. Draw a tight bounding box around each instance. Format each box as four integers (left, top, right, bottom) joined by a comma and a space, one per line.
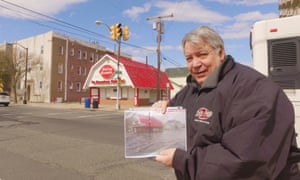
152, 100, 168, 114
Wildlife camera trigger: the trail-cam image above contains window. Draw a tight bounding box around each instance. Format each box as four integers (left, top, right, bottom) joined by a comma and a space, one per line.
28, 64, 32, 73
70, 48, 74, 56
90, 52, 94, 62
17, 81, 21, 90
95, 54, 99, 61
78, 50, 82, 59
40, 81, 42, 88
78, 66, 82, 75
59, 46, 64, 55
83, 51, 87, 59
18, 50, 23, 58
76, 82, 81, 92
58, 81, 63, 91
40, 45, 44, 54
69, 82, 73, 90
58, 63, 63, 74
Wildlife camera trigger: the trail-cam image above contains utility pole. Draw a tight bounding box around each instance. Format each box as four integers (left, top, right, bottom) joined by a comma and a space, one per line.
146, 14, 173, 101
116, 33, 121, 110
23, 48, 28, 104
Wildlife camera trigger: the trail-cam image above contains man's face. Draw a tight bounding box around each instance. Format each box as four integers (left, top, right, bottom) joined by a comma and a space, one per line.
184, 40, 224, 85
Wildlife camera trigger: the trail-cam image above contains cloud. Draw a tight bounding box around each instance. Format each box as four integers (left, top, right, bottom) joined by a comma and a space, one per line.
234, 11, 278, 22
122, 0, 279, 65
0, 0, 88, 19
122, 0, 278, 27
154, 1, 230, 24
123, 3, 152, 21
125, 1, 277, 40
124, 1, 230, 24
207, 0, 278, 6
221, 11, 278, 39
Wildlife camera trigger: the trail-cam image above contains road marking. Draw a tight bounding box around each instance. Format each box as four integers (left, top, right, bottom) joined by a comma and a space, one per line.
0, 113, 15, 116
46, 111, 75, 116
74, 114, 115, 119
1, 112, 32, 116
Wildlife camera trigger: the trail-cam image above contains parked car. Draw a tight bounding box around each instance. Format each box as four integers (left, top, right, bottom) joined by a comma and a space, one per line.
0, 92, 10, 106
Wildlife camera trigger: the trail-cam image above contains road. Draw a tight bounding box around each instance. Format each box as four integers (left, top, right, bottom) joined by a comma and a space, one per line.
0, 104, 175, 180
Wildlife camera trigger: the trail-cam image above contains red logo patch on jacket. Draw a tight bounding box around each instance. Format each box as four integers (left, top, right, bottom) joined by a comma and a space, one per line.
194, 107, 213, 124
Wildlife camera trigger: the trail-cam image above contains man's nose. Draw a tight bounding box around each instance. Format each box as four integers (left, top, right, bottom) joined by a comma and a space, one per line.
192, 58, 202, 67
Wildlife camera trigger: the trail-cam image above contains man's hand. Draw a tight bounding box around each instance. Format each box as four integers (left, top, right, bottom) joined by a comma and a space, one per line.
155, 148, 176, 167
152, 100, 169, 114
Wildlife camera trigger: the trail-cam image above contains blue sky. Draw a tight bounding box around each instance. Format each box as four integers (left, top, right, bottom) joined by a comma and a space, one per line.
0, 0, 279, 69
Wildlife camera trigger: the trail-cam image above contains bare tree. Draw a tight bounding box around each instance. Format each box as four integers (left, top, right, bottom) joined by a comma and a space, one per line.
12, 47, 27, 103
0, 45, 28, 103
0, 50, 11, 92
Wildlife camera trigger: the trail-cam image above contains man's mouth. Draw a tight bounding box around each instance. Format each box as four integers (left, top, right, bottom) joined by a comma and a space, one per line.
195, 69, 207, 77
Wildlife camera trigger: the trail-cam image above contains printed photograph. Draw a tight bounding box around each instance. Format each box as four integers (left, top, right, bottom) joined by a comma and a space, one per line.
124, 107, 186, 158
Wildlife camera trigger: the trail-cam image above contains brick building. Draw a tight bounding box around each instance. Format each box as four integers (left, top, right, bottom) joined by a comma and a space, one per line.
7, 31, 114, 103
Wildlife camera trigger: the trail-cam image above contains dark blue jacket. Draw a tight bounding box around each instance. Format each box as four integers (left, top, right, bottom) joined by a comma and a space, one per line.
170, 55, 300, 180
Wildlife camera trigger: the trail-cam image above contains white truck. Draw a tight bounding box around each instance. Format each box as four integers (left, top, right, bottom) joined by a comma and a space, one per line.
250, 15, 300, 145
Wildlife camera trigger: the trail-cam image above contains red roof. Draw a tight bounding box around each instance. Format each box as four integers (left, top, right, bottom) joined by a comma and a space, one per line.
110, 54, 173, 89
139, 116, 163, 128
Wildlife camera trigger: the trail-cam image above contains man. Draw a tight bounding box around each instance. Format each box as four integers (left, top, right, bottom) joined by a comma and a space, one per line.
154, 26, 300, 179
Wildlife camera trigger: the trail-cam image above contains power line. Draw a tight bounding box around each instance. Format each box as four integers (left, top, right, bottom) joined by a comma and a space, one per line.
0, 0, 184, 69
0, 0, 100, 37
0, 0, 156, 51
161, 52, 185, 67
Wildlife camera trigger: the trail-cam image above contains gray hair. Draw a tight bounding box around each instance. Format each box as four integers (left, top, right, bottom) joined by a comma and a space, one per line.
182, 26, 225, 54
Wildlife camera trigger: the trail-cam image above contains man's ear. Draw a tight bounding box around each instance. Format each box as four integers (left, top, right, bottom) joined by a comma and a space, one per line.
218, 46, 225, 60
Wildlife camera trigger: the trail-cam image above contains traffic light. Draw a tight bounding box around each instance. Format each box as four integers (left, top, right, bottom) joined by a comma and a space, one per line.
123, 25, 129, 41
115, 23, 122, 39
109, 25, 116, 40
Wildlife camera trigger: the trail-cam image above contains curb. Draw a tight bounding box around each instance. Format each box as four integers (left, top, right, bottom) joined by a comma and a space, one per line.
17, 102, 134, 112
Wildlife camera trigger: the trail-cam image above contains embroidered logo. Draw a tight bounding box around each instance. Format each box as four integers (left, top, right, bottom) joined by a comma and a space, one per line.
194, 107, 213, 124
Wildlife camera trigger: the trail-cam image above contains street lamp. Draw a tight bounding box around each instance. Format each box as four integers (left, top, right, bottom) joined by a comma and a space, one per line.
14, 43, 28, 104
95, 20, 121, 110
95, 20, 110, 30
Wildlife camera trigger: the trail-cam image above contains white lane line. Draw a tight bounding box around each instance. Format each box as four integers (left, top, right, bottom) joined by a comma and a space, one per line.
74, 114, 114, 119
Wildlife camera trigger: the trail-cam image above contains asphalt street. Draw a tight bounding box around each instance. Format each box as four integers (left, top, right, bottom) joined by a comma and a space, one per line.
0, 103, 176, 180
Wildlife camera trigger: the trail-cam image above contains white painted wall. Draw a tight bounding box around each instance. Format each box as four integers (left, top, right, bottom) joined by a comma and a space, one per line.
17, 32, 53, 102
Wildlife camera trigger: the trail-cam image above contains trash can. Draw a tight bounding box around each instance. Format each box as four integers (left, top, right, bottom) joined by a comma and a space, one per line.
84, 98, 90, 108
92, 98, 99, 109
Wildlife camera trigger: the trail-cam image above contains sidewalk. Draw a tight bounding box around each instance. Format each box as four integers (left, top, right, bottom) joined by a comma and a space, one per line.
24, 102, 137, 112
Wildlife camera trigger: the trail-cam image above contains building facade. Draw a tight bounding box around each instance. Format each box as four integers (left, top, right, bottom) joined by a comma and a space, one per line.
279, 0, 300, 17
83, 54, 173, 106
10, 31, 113, 103
165, 67, 188, 98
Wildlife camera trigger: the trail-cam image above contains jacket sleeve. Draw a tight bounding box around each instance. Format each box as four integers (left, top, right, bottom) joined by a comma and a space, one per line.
172, 78, 298, 180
